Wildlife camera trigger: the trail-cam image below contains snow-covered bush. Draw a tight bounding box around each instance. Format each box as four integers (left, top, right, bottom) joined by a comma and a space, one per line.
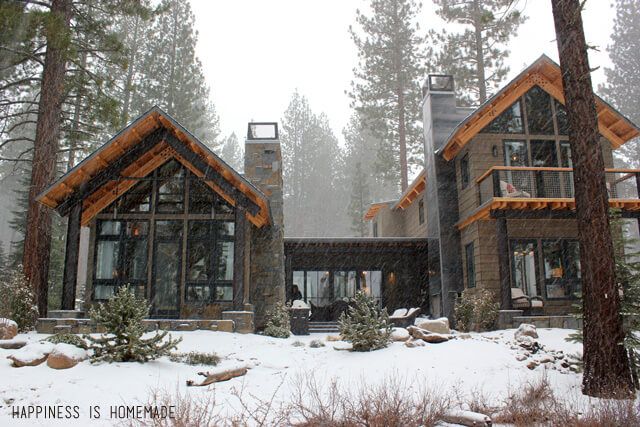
454, 289, 499, 332
85, 287, 181, 363
263, 302, 291, 338
44, 333, 88, 349
169, 351, 220, 366
0, 266, 38, 331
338, 291, 392, 351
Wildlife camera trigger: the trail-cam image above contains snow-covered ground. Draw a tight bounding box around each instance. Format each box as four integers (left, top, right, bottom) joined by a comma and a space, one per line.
1, 328, 584, 426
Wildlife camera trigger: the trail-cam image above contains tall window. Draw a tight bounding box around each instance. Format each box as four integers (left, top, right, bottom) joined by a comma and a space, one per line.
94, 159, 236, 312
460, 153, 470, 189
465, 243, 475, 288
485, 100, 524, 134
510, 240, 539, 297
418, 199, 425, 224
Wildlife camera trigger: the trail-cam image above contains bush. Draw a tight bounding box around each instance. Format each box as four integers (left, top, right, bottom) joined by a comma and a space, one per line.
263, 302, 291, 338
309, 339, 325, 348
339, 291, 392, 351
454, 289, 499, 332
43, 333, 88, 349
169, 351, 220, 366
0, 266, 38, 332
85, 287, 181, 363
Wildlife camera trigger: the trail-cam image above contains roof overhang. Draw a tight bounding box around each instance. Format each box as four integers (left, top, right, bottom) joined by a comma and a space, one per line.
393, 170, 426, 210
363, 201, 394, 221
37, 106, 272, 228
441, 55, 640, 161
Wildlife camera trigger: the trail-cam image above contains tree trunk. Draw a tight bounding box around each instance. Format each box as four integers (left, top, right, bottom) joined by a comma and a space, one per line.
22, 0, 72, 316
473, 0, 487, 104
551, 0, 633, 398
397, 87, 408, 191
121, 13, 141, 126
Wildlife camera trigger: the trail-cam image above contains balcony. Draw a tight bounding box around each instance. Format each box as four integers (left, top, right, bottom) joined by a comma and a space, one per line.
458, 167, 640, 229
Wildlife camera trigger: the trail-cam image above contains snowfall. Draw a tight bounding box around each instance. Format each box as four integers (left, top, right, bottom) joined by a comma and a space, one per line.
0, 327, 590, 426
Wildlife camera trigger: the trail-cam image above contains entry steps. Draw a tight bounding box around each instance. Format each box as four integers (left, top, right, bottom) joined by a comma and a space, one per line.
308, 321, 340, 334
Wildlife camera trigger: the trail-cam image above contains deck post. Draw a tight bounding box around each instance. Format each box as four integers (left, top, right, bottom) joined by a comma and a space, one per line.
492, 170, 500, 198
62, 203, 82, 310
496, 215, 512, 310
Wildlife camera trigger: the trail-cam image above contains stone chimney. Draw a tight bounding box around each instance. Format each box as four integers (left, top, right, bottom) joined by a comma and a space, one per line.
421, 75, 468, 323
243, 123, 285, 328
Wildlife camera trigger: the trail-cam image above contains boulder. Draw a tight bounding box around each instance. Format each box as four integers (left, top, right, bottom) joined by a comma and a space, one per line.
407, 326, 431, 340
390, 327, 410, 342
422, 333, 450, 344
326, 335, 343, 342
7, 342, 55, 367
404, 337, 425, 348
0, 339, 27, 350
416, 317, 451, 334
527, 360, 539, 370
0, 318, 18, 340
47, 343, 88, 369
515, 323, 538, 340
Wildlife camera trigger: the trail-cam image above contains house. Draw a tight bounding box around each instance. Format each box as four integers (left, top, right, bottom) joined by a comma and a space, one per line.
366, 55, 640, 324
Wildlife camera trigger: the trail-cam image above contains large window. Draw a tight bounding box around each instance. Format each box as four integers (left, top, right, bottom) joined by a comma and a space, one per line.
484, 100, 524, 133
418, 199, 425, 225
509, 238, 581, 300
292, 270, 383, 307
94, 158, 236, 314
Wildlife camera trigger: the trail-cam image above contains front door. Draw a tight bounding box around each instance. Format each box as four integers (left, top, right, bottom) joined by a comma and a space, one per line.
152, 220, 182, 317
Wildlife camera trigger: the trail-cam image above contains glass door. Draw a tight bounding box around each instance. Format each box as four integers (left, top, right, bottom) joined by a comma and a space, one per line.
152, 220, 182, 317
530, 140, 559, 197
510, 240, 540, 297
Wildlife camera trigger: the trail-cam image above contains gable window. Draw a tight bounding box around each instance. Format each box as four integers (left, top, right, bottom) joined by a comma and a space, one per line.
460, 153, 470, 189
554, 100, 570, 135
465, 243, 475, 288
485, 100, 524, 134
418, 199, 425, 225
525, 86, 555, 135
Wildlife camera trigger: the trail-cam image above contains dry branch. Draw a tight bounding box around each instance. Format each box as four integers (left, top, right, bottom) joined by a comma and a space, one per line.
186, 367, 248, 387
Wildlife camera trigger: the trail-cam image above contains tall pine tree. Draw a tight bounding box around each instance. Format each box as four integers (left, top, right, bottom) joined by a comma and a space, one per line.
429, 0, 527, 105
219, 132, 243, 171
348, 0, 425, 192
599, 0, 640, 168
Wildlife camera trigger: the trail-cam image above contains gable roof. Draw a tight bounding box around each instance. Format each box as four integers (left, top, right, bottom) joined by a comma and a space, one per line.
440, 55, 640, 161
38, 106, 271, 227
363, 169, 426, 221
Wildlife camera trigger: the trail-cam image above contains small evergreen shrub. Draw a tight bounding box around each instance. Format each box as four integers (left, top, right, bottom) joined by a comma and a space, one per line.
170, 351, 220, 366
309, 339, 325, 348
291, 340, 305, 347
43, 333, 88, 349
263, 302, 291, 338
454, 289, 499, 332
0, 266, 38, 332
85, 287, 181, 363
338, 291, 392, 352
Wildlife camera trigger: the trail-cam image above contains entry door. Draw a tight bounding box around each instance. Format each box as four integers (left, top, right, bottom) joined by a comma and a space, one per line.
152, 220, 182, 317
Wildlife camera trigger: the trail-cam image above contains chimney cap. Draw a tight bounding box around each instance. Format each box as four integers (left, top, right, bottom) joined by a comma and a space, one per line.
425, 74, 455, 94
247, 122, 278, 140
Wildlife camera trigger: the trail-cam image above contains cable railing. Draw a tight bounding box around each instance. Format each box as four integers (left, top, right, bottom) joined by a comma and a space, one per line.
476, 166, 640, 205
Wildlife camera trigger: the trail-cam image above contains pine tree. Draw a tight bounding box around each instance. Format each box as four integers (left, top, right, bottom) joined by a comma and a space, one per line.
429, 0, 527, 105
348, 0, 425, 192
339, 291, 392, 352
263, 302, 291, 339
219, 132, 243, 171
348, 162, 371, 237
599, 0, 640, 168
135, 0, 220, 149
86, 287, 181, 363
551, 0, 633, 398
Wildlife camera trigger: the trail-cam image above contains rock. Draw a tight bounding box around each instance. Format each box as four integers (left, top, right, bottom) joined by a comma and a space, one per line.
561, 361, 570, 369
515, 354, 527, 362
390, 327, 410, 342
538, 355, 554, 364
404, 338, 425, 348
515, 335, 539, 351
422, 333, 450, 344
7, 342, 55, 367
416, 317, 451, 334
527, 360, 538, 370
515, 323, 538, 341
0, 318, 18, 340
326, 335, 343, 342
442, 409, 492, 427
569, 364, 580, 373
457, 333, 472, 340
0, 339, 27, 350
407, 326, 431, 340
47, 343, 88, 369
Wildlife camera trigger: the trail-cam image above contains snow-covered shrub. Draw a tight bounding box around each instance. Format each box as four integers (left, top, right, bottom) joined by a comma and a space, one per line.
0, 266, 38, 331
454, 289, 499, 332
309, 339, 325, 348
44, 333, 88, 349
85, 287, 181, 363
263, 302, 291, 338
338, 291, 392, 351
170, 351, 220, 366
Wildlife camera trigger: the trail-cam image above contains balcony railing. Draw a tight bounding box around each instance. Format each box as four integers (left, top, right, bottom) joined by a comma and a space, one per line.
477, 167, 640, 205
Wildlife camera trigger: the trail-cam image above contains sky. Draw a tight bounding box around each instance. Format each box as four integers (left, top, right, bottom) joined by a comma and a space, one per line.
190, 0, 616, 144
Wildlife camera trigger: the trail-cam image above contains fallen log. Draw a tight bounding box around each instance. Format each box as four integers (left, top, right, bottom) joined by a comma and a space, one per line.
186, 367, 248, 387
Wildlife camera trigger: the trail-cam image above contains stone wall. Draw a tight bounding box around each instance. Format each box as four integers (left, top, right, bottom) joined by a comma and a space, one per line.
244, 138, 286, 328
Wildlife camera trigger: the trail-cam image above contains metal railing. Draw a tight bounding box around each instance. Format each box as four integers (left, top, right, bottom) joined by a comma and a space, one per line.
477, 167, 640, 205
